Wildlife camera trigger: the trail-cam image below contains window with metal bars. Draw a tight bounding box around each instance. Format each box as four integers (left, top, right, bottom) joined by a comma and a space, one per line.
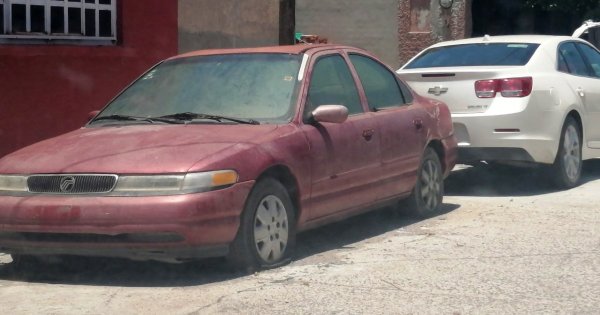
0, 0, 116, 44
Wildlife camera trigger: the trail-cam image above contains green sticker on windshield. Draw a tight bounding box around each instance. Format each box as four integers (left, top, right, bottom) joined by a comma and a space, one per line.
507, 44, 529, 48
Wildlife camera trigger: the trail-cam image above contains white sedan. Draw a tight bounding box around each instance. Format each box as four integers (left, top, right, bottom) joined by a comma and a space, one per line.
397, 35, 600, 188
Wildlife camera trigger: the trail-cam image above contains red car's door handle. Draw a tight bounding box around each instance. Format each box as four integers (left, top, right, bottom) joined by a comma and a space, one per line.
362, 129, 375, 141
413, 119, 423, 130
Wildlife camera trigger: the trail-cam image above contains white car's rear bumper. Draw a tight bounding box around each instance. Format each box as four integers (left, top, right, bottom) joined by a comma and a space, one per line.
452, 99, 564, 164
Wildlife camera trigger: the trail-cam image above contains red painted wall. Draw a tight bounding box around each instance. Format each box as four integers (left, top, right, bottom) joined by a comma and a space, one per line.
0, 0, 178, 158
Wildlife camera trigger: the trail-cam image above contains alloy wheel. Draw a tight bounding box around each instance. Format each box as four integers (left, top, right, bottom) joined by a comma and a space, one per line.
420, 159, 442, 211
562, 124, 581, 183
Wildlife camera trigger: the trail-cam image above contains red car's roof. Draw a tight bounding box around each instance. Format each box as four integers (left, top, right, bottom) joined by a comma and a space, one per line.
170, 44, 364, 60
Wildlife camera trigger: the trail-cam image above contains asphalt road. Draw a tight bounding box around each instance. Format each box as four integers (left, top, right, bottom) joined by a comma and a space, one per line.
1, 161, 599, 314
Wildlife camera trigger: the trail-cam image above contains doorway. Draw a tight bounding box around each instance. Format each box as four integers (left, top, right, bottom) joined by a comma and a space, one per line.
471, 0, 595, 37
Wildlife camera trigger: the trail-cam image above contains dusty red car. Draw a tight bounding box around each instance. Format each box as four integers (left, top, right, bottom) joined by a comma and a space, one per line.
0, 45, 456, 270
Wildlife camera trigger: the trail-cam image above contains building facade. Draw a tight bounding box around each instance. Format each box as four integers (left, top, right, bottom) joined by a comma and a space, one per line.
11, 0, 587, 158
178, 0, 281, 53
296, 0, 471, 68
0, 0, 284, 158
0, 0, 178, 158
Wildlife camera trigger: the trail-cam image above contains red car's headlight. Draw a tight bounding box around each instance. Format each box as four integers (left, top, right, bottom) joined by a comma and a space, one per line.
113, 170, 239, 196
0, 175, 28, 193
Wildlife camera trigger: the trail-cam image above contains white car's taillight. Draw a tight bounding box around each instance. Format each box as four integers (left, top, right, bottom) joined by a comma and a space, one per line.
475, 77, 532, 98
474, 79, 499, 98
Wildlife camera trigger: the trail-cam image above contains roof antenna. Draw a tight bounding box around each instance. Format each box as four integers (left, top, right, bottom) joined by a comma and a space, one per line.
483, 34, 491, 42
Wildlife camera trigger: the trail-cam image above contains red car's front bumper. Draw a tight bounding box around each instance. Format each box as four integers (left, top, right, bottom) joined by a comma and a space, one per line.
0, 181, 254, 262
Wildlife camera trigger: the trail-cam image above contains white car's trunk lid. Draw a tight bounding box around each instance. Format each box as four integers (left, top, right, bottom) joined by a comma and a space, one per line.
398, 67, 525, 114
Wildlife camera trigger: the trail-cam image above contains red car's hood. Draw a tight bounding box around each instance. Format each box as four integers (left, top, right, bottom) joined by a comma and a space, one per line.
0, 124, 279, 174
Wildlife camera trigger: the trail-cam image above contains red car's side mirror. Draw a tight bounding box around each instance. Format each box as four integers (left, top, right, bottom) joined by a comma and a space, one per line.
311, 105, 349, 124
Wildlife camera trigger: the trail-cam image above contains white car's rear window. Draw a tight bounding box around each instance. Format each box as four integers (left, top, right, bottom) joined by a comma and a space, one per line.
404, 43, 540, 69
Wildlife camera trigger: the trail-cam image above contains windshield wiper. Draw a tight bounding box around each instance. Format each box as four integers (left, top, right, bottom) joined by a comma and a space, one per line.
92, 114, 147, 122
155, 112, 260, 125
91, 114, 183, 124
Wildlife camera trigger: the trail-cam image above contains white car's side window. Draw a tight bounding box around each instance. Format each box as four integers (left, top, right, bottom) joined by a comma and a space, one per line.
576, 43, 600, 78
558, 42, 591, 77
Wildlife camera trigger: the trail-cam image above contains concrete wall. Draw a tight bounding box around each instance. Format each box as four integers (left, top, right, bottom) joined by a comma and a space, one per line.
0, 0, 178, 158
296, 0, 401, 68
178, 0, 280, 53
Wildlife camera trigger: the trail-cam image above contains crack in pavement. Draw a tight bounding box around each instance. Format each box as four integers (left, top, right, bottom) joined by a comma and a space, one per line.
379, 278, 590, 305
338, 250, 600, 265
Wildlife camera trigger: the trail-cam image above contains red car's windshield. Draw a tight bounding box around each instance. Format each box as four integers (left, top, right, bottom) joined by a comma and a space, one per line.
97, 53, 303, 124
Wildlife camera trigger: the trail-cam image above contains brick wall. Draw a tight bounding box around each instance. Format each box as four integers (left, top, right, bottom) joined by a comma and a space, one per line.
398, 0, 470, 66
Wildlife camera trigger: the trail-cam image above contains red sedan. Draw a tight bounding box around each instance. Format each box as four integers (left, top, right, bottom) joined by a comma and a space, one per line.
0, 45, 456, 270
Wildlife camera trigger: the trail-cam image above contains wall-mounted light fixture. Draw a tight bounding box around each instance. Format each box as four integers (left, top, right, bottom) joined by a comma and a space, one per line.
440, 0, 453, 9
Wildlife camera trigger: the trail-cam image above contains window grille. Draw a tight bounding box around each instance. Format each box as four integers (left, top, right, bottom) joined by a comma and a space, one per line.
0, 0, 116, 44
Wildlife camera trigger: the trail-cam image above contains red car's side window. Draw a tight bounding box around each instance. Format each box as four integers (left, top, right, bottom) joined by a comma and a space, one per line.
307, 55, 363, 115
349, 54, 406, 111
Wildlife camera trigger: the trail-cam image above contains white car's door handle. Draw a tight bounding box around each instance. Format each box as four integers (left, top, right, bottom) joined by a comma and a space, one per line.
576, 88, 585, 97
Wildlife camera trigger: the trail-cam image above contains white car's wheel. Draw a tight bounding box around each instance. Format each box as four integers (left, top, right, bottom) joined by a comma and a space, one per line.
550, 117, 582, 189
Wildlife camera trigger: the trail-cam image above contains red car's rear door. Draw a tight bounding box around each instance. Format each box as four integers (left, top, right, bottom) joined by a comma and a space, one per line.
348, 53, 427, 199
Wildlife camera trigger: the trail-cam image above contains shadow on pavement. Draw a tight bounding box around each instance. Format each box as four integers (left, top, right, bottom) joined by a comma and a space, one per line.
581, 159, 600, 181
445, 159, 600, 197
295, 202, 459, 261
0, 255, 237, 287
0, 204, 460, 287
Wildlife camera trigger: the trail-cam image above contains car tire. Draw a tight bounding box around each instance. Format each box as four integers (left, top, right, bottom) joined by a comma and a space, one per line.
227, 178, 296, 272
9, 254, 47, 272
11, 254, 67, 266
401, 147, 444, 218
10, 254, 38, 265
550, 117, 582, 189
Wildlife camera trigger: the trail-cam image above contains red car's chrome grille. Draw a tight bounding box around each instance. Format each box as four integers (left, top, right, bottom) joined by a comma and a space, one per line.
27, 175, 118, 194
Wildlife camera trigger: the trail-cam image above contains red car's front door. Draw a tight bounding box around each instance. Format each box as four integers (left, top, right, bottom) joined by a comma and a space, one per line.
300, 52, 382, 220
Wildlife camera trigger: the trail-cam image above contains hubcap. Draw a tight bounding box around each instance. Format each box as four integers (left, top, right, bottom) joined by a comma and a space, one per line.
253, 195, 289, 263
562, 125, 581, 182
420, 159, 441, 211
